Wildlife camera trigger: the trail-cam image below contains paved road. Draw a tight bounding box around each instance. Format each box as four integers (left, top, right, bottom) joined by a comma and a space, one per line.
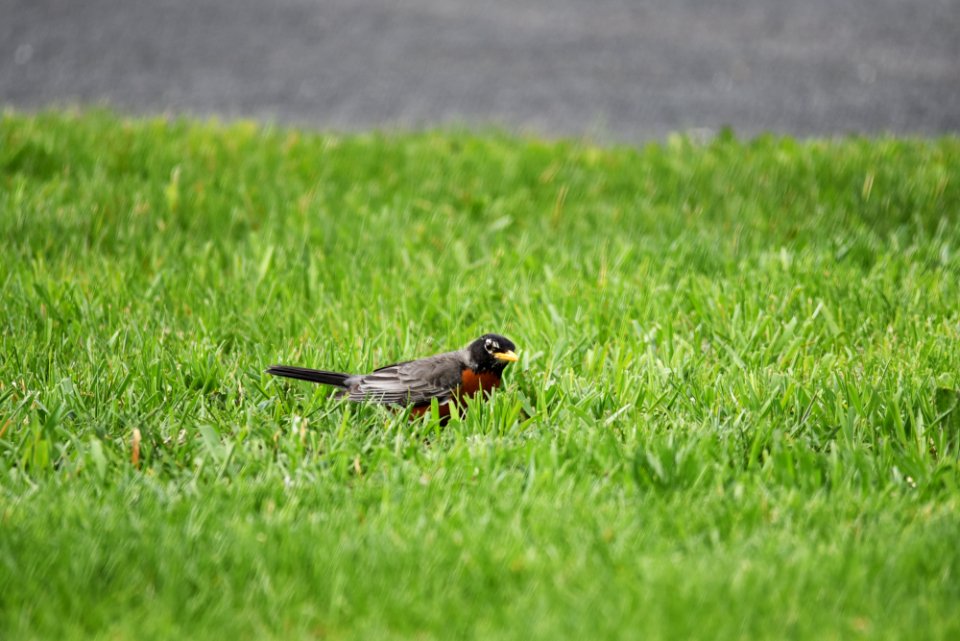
2, 0, 958, 141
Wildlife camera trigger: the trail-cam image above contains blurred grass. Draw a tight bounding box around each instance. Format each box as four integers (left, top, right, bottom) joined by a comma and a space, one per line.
1, 110, 959, 640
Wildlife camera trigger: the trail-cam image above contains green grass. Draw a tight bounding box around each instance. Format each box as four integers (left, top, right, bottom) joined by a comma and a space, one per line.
2, 109, 960, 640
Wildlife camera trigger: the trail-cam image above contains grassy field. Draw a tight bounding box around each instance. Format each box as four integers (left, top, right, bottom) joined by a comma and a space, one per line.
1, 110, 959, 640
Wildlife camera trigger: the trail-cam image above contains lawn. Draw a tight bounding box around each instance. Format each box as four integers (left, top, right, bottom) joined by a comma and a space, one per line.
1, 110, 959, 640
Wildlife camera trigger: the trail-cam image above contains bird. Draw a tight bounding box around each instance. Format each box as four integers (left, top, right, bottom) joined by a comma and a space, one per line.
266, 333, 519, 419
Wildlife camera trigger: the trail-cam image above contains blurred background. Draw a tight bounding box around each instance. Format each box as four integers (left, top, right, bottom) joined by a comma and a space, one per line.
2, 0, 958, 141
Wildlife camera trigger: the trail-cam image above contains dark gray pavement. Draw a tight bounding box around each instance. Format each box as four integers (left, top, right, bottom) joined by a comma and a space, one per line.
2, 0, 958, 141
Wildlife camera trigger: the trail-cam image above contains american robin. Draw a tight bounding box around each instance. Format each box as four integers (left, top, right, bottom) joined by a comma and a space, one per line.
267, 333, 518, 418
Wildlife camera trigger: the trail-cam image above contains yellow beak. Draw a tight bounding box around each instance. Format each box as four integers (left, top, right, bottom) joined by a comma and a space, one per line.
494, 350, 519, 362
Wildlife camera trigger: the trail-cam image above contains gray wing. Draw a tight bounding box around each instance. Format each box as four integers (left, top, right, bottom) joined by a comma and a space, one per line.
349, 350, 467, 405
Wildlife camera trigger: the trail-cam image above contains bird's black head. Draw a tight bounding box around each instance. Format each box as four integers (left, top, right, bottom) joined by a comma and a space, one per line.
467, 333, 519, 373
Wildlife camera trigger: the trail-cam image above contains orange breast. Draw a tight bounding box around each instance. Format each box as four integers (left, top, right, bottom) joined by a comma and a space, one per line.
457, 368, 502, 399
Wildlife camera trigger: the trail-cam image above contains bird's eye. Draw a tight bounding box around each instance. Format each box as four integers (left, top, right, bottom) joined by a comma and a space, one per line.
484, 339, 499, 352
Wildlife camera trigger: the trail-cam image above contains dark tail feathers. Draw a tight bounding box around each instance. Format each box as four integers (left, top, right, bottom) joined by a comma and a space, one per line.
266, 365, 352, 388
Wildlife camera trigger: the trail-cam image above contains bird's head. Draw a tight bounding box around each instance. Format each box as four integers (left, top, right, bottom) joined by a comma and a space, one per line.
467, 333, 519, 373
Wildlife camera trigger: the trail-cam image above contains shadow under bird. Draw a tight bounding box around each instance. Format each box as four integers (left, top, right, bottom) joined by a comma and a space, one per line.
266, 333, 519, 419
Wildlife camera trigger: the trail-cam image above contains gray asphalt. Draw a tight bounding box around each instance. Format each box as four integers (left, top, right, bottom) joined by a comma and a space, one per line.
2, 0, 959, 141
